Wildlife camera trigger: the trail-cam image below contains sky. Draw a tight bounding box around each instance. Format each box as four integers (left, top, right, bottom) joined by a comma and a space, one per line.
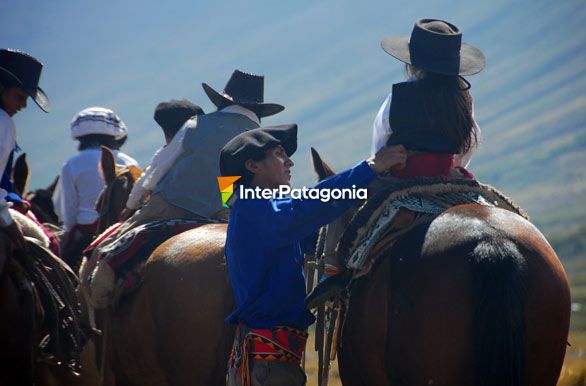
1, 0, 585, 203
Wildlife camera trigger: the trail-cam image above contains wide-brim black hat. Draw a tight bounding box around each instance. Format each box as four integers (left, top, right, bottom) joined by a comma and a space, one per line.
202, 69, 284, 118
220, 124, 297, 176
381, 19, 485, 76
0, 49, 50, 112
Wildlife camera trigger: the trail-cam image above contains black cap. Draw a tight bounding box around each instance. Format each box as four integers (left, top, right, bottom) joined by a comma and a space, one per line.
220, 124, 298, 176
154, 99, 204, 137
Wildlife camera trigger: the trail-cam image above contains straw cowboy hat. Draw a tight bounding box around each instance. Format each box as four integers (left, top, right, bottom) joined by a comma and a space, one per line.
0, 48, 50, 112
202, 70, 284, 118
381, 18, 485, 76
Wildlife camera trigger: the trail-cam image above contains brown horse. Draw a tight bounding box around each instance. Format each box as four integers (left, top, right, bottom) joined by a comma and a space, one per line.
95, 146, 143, 234
91, 224, 235, 386
85, 148, 235, 385
311, 150, 571, 386
0, 218, 99, 386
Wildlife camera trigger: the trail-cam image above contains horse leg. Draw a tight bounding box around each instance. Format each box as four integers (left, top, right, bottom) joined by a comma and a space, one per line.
384, 253, 475, 386
0, 268, 31, 386
145, 249, 236, 386
338, 258, 392, 386
109, 284, 171, 386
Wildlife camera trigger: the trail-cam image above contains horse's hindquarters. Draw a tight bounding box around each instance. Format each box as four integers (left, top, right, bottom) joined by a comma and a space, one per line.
339, 206, 571, 386
523, 243, 571, 386
106, 224, 235, 386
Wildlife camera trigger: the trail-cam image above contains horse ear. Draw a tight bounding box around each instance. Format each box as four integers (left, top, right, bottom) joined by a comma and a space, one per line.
127, 165, 143, 182
100, 146, 117, 184
47, 175, 59, 194
311, 147, 336, 182
12, 153, 29, 196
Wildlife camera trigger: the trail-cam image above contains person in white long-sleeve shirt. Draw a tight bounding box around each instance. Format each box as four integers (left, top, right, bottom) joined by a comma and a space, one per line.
371, 74, 481, 168
52, 107, 138, 268
307, 19, 487, 307
370, 19, 485, 171
1, 48, 51, 250
123, 99, 204, 216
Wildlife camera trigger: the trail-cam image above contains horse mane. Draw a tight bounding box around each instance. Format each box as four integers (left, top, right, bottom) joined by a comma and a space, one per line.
12, 153, 29, 197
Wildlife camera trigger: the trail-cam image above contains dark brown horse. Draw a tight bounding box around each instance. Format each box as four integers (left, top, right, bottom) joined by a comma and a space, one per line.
0, 219, 99, 386
311, 150, 571, 386
12, 153, 61, 226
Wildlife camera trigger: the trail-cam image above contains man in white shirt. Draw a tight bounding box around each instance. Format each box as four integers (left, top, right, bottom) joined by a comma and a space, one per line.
52, 107, 138, 268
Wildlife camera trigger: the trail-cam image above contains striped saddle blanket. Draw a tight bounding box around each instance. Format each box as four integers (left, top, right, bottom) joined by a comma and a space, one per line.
337, 177, 527, 278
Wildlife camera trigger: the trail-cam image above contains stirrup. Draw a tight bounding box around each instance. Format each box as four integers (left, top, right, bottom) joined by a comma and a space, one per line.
305, 274, 349, 309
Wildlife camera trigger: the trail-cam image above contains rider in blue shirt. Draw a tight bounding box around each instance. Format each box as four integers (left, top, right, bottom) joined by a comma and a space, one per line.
220, 124, 406, 385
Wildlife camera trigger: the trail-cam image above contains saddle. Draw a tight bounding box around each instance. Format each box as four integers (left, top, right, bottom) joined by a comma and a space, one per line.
338, 176, 528, 278
85, 217, 225, 309
3, 212, 85, 377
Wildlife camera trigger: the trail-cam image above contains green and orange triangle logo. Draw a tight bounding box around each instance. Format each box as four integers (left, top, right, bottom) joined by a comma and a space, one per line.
217, 176, 241, 208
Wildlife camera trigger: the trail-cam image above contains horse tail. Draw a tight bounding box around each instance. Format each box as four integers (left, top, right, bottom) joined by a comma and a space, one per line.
469, 237, 527, 386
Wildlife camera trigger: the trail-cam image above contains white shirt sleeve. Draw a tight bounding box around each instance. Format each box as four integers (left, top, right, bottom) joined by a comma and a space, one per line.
125, 127, 187, 209
125, 167, 149, 210
371, 93, 393, 157
52, 163, 79, 231
0, 188, 14, 227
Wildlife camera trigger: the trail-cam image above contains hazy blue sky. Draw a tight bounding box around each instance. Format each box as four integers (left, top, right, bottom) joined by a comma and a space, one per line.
2, 0, 585, 205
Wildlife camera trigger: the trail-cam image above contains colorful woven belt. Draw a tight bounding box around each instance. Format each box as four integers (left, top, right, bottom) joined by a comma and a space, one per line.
229, 324, 308, 386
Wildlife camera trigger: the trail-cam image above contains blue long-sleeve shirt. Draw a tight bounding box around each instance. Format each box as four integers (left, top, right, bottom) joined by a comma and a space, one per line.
225, 160, 376, 329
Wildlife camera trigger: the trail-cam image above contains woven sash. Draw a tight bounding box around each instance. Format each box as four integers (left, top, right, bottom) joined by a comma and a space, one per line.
229, 324, 308, 386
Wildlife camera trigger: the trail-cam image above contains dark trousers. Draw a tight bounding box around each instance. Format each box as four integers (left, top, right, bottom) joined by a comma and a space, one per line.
227, 360, 306, 386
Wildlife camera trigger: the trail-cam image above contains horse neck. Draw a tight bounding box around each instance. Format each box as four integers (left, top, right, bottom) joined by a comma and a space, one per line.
27, 190, 60, 225
323, 207, 357, 256
96, 170, 136, 234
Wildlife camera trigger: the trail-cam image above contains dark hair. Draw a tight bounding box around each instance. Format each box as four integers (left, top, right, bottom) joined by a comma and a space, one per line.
116, 135, 127, 149
77, 134, 120, 151
0, 73, 19, 111
239, 151, 268, 186
407, 65, 476, 154
0, 72, 18, 88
